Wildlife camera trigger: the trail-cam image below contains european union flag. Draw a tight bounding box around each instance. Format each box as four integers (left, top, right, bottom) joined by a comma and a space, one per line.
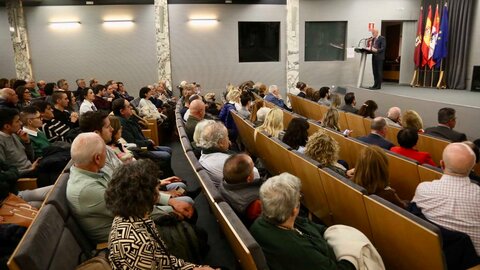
433, 3, 448, 67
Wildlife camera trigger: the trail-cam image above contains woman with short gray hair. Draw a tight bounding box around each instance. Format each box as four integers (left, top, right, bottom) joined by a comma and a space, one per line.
250, 173, 355, 270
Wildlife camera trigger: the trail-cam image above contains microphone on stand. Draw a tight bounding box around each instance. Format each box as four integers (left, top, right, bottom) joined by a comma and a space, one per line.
357, 37, 370, 48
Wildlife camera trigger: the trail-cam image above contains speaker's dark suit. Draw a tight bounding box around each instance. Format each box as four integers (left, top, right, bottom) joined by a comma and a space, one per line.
371, 36, 386, 89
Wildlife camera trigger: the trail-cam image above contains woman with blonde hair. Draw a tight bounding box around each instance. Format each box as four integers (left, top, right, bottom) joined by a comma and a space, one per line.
322, 108, 340, 131
352, 145, 407, 208
329, 93, 341, 109
305, 130, 351, 177
401, 110, 424, 133
219, 88, 241, 141
256, 108, 284, 139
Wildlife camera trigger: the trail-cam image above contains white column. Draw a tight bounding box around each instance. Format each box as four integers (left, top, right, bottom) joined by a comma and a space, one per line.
286, 0, 300, 95
154, 0, 172, 85
6, 0, 33, 80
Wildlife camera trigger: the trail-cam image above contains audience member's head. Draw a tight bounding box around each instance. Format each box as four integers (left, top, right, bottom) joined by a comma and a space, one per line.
12, 80, 26, 91
105, 159, 159, 218
20, 106, 42, 130
37, 80, 46, 90
387, 107, 401, 122
93, 84, 106, 96
112, 98, 132, 118
358, 100, 378, 118
437, 107, 457, 128
397, 128, 418, 149
463, 141, 480, 165
223, 153, 255, 184
344, 92, 356, 106
329, 94, 341, 108
296, 82, 307, 91
352, 145, 389, 194
305, 130, 339, 167
89, 78, 99, 88
441, 143, 476, 176
82, 88, 95, 102
108, 115, 122, 145
0, 108, 21, 134
71, 132, 106, 170
257, 108, 284, 138
319, 87, 330, 99
250, 100, 264, 122
189, 99, 206, 120
240, 92, 252, 108
371, 117, 387, 137
193, 119, 216, 146
76, 79, 86, 89
260, 173, 301, 225
305, 87, 316, 101
52, 91, 69, 109
79, 111, 113, 143
402, 110, 423, 131
322, 108, 340, 131
57, 79, 69, 91
0, 78, 9, 89
44, 83, 57, 96
15, 86, 31, 103
226, 88, 241, 103
0, 88, 19, 105
255, 107, 271, 125
282, 117, 309, 150
268, 85, 280, 96
32, 101, 54, 120
139, 87, 152, 99
311, 90, 321, 102
198, 121, 229, 151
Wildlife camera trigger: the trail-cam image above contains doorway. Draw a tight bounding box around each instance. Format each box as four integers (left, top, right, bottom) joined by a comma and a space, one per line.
381, 21, 402, 83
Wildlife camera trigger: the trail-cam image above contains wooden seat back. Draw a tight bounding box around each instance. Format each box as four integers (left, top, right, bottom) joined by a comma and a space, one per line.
264, 137, 295, 175
385, 125, 401, 146
232, 111, 257, 156
385, 151, 421, 201
364, 195, 446, 270
319, 168, 373, 240
288, 150, 332, 225
345, 113, 368, 137
416, 134, 450, 166
363, 117, 372, 135
417, 164, 443, 183
337, 110, 348, 131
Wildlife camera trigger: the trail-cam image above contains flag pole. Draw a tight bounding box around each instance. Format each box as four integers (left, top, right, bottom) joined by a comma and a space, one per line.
437, 60, 444, 89
430, 66, 434, 87
410, 69, 418, 87
423, 66, 427, 87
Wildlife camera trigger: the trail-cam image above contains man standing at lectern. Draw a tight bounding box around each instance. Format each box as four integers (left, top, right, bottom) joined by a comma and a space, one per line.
369, 29, 386, 90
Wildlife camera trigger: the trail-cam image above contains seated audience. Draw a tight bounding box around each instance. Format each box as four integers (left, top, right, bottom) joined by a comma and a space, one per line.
67, 133, 193, 244
329, 93, 341, 109
185, 99, 206, 141
105, 160, 214, 270
198, 121, 259, 187
282, 117, 309, 153
52, 91, 79, 128
108, 115, 135, 163
317, 86, 331, 106
183, 94, 201, 122
15, 86, 32, 110
138, 86, 165, 121
322, 108, 341, 132
79, 88, 97, 115
352, 146, 407, 208
249, 99, 264, 123
357, 100, 378, 118
116, 81, 134, 102
463, 141, 480, 182
402, 110, 424, 133
390, 128, 437, 166
219, 154, 263, 223
238, 92, 252, 119
296, 82, 307, 98
0, 78, 9, 88
384, 107, 402, 127
37, 80, 46, 96
412, 143, 480, 254
264, 85, 285, 108
340, 92, 358, 114
250, 173, 356, 270
0, 88, 19, 109
425, 107, 467, 142
34, 101, 74, 143
305, 130, 352, 178
305, 87, 316, 101
92, 84, 111, 112
192, 119, 216, 158
20, 106, 50, 159
256, 108, 284, 139
358, 117, 395, 150
219, 88, 241, 139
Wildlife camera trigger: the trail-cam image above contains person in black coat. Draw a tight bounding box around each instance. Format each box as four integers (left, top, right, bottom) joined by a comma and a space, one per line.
358, 117, 395, 150
368, 29, 386, 90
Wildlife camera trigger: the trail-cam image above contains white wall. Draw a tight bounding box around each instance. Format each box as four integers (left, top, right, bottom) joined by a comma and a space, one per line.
299, 0, 419, 88
24, 5, 157, 95
168, 4, 286, 94
0, 8, 17, 79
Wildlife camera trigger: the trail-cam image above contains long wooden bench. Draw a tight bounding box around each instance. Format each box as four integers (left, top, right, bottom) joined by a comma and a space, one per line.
416, 133, 450, 166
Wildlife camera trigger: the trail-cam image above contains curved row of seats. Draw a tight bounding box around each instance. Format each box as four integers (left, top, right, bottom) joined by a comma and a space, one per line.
174, 101, 268, 270
230, 109, 447, 270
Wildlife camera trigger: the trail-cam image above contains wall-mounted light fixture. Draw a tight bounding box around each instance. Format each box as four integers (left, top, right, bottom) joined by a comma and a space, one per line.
103, 19, 134, 28
49, 21, 81, 30
188, 18, 218, 26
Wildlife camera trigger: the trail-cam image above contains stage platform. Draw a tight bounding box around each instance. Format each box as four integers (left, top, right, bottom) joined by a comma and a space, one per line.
335, 82, 480, 140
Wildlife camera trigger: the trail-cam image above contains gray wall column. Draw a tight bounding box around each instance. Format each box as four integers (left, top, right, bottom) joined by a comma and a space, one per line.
286, 0, 300, 95
154, 0, 172, 85
6, 0, 33, 80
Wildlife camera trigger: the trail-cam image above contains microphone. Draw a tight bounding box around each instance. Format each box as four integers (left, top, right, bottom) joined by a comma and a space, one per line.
357, 37, 370, 47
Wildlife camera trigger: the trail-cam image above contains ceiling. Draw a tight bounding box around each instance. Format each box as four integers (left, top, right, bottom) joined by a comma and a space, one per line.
0, 0, 285, 6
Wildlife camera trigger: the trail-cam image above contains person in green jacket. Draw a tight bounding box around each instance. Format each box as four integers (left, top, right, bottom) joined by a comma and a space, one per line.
20, 106, 50, 159
250, 173, 355, 270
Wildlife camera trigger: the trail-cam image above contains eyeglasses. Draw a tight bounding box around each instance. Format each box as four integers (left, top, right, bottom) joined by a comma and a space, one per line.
29, 115, 42, 120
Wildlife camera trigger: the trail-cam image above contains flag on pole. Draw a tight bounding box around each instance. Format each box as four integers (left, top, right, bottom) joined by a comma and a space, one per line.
421, 5, 433, 67
433, 3, 449, 67
414, 6, 424, 68
428, 4, 440, 68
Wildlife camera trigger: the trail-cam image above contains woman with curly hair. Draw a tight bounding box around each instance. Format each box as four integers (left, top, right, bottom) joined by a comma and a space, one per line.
305, 130, 352, 177
282, 117, 309, 153
352, 145, 407, 208
401, 110, 424, 133
256, 107, 284, 139
105, 159, 215, 270
357, 100, 378, 118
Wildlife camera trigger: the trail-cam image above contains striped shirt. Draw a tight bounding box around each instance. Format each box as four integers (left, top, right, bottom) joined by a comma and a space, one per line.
41, 119, 71, 143
413, 174, 480, 254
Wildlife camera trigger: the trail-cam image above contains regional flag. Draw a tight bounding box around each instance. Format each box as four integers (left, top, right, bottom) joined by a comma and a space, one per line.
428, 4, 440, 68
421, 5, 432, 67
433, 3, 449, 67
414, 6, 423, 68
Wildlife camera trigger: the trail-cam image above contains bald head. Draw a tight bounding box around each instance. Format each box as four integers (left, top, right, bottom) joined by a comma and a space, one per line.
442, 143, 476, 176
189, 99, 205, 119
0, 88, 18, 104
387, 107, 401, 121
371, 29, 379, 37
71, 132, 106, 168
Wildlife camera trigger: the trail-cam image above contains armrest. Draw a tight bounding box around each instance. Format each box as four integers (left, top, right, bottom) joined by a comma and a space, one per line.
142, 129, 152, 140
17, 178, 38, 190
96, 242, 108, 250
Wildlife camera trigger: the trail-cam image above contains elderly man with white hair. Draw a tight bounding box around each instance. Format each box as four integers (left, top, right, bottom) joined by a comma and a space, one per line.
264, 84, 285, 108
384, 107, 402, 128
0, 88, 19, 109
412, 143, 480, 254
250, 173, 356, 270
198, 121, 259, 187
